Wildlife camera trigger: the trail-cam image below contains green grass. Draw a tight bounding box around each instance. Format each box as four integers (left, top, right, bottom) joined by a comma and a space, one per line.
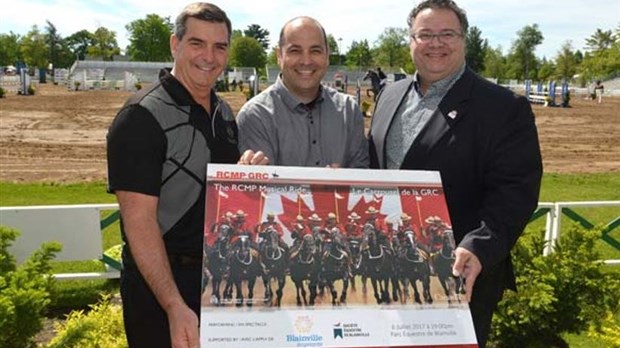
0, 181, 115, 206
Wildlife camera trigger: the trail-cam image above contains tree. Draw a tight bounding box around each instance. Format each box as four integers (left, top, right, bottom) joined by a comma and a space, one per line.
465, 26, 486, 73
65, 30, 96, 61
554, 41, 578, 81
510, 24, 543, 80
266, 47, 278, 65
231, 29, 243, 41
345, 39, 373, 69
585, 28, 614, 52
20, 25, 48, 70
229, 36, 266, 71
537, 57, 555, 81
44, 21, 62, 71
244, 24, 270, 50
126, 14, 173, 62
579, 26, 620, 81
87, 27, 120, 61
373, 27, 410, 69
0, 32, 22, 66
326, 34, 339, 65
482, 45, 507, 81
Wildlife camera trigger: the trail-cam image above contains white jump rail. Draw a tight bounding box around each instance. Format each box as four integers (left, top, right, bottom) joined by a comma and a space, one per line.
0, 204, 121, 280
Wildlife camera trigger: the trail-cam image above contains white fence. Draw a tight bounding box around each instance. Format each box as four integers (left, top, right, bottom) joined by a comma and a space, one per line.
536, 201, 620, 265
0, 201, 618, 280
0, 204, 121, 280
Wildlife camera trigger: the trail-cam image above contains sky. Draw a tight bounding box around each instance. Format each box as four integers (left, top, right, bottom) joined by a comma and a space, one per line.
1, 0, 619, 60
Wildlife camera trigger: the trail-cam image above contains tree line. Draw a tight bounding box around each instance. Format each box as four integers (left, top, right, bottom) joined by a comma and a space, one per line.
1, 14, 618, 85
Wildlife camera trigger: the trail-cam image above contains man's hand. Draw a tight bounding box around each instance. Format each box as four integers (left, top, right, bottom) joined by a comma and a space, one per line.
168, 302, 200, 348
452, 247, 482, 303
238, 150, 269, 165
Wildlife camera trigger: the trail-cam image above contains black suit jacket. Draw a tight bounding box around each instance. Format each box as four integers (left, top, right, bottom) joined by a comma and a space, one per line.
369, 68, 542, 290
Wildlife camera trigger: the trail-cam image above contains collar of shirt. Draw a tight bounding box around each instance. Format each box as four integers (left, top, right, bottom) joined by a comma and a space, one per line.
274, 74, 325, 112
413, 63, 466, 98
159, 68, 220, 111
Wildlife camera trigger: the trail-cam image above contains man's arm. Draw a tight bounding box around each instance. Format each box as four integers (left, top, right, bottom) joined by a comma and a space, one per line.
455, 96, 542, 295
116, 191, 199, 347
237, 103, 277, 163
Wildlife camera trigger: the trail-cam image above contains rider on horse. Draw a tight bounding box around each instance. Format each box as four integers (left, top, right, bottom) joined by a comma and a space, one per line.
364, 206, 391, 250
230, 210, 258, 249
417, 216, 449, 274
256, 212, 289, 252
344, 212, 363, 239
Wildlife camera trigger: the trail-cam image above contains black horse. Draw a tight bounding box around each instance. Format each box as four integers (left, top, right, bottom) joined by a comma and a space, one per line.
259, 227, 288, 307
289, 234, 320, 306
318, 237, 350, 305
226, 235, 262, 307
347, 236, 367, 292
397, 229, 432, 304
362, 70, 385, 101
433, 229, 463, 304
206, 223, 232, 305
361, 223, 393, 304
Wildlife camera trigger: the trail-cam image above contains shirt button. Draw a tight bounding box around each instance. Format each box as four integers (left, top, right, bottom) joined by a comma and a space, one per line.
312, 140, 317, 144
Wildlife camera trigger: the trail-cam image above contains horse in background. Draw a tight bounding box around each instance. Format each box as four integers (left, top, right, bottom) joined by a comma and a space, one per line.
361, 223, 394, 304
397, 229, 432, 304
289, 234, 320, 306
433, 229, 463, 304
259, 226, 288, 307
362, 70, 386, 101
206, 223, 232, 305
226, 235, 262, 307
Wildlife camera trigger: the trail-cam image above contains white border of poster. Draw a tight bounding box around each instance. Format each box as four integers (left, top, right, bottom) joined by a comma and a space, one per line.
201, 164, 477, 348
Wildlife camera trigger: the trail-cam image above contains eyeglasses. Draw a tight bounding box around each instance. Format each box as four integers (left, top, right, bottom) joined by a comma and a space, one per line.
411, 30, 463, 44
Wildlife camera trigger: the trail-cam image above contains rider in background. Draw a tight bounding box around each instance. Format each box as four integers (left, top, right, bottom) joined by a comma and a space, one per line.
376, 66, 387, 89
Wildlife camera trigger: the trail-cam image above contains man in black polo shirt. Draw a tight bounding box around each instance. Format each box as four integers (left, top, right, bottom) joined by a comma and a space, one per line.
107, 3, 266, 348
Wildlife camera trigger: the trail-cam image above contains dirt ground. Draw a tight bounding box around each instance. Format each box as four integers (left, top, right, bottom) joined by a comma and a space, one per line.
0, 83, 618, 183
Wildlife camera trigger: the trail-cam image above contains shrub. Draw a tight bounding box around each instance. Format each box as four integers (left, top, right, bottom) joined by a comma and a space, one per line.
489, 226, 620, 347
46, 294, 127, 348
0, 87, 6, 98
0, 225, 61, 348
27, 84, 36, 95
134, 82, 142, 91
587, 311, 620, 347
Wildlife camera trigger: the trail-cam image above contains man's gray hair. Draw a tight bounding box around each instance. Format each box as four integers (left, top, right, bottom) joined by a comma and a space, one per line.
174, 2, 232, 41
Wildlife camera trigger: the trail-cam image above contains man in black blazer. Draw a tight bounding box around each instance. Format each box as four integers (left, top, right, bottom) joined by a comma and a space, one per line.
368, 1, 542, 346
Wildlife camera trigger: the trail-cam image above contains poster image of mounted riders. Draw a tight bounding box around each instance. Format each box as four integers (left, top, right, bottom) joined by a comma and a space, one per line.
201, 164, 477, 348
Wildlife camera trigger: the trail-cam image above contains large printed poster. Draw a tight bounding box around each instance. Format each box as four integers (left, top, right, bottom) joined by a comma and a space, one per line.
201, 164, 477, 348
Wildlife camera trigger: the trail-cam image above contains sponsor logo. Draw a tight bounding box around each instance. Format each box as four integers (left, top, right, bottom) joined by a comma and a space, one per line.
286, 315, 323, 347
333, 323, 343, 339
334, 322, 371, 339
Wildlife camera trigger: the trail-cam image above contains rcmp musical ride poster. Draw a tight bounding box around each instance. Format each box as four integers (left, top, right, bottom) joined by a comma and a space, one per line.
201, 164, 477, 348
